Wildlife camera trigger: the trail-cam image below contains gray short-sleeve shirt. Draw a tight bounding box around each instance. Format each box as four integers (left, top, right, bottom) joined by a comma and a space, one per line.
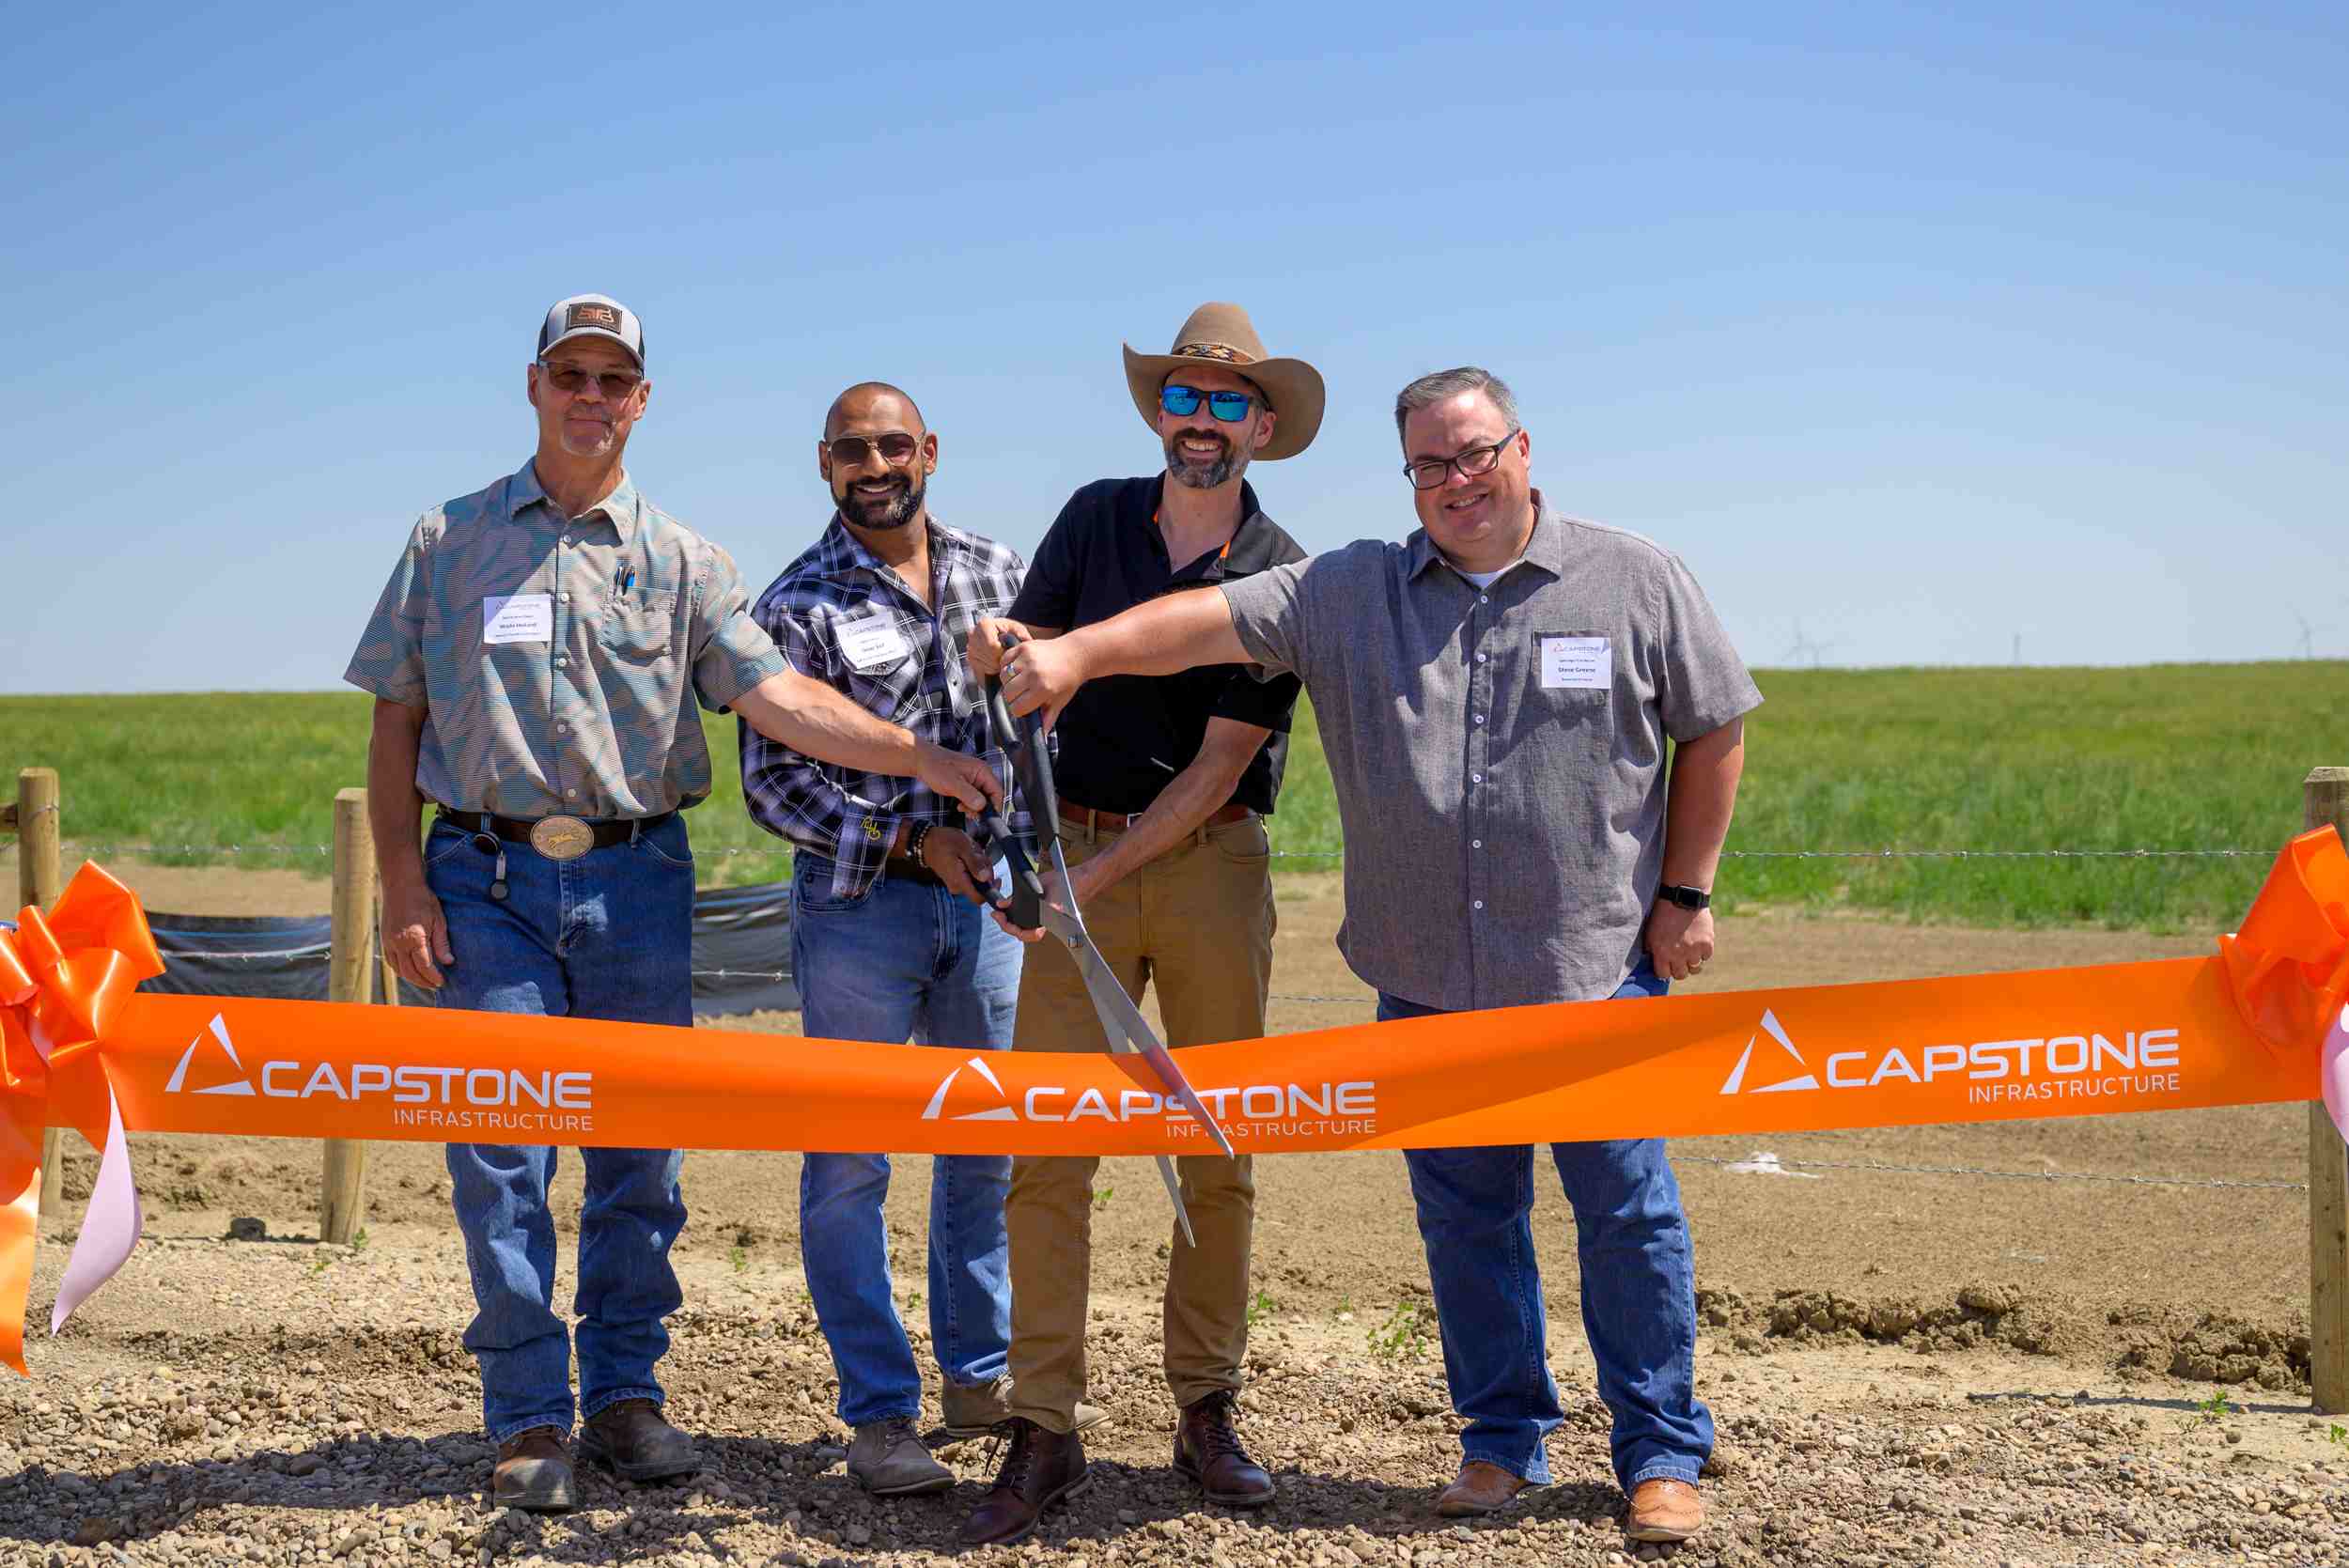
1223, 494, 1761, 1009
343, 460, 787, 818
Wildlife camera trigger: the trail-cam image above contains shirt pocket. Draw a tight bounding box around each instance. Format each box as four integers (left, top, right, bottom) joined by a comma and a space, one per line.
597, 591, 680, 662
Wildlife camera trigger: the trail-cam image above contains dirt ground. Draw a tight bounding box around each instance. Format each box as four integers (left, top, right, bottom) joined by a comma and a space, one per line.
4, 862, 2343, 1566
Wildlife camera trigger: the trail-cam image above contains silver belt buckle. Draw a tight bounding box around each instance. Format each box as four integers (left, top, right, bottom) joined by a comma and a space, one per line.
528, 815, 596, 862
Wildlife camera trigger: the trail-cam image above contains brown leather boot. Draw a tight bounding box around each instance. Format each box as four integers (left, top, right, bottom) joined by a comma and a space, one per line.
1625, 1477, 1704, 1542
1174, 1389, 1274, 1507
491, 1427, 575, 1513
1435, 1459, 1529, 1517
958, 1418, 1090, 1547
579, 1397, 700, 1483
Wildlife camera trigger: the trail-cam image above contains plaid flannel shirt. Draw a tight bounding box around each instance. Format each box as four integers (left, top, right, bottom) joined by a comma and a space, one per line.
740, 514, 1028, 900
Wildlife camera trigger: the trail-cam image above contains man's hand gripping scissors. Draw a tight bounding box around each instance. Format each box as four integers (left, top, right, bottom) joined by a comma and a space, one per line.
979, 633, 1237, 1245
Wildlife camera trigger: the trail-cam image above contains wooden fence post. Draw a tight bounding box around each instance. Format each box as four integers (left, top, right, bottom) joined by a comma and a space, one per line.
2308, 767, 2349, 1412
18, 768, 68, 1224
378, 889, 401, 1013
320, 787, 374, 1245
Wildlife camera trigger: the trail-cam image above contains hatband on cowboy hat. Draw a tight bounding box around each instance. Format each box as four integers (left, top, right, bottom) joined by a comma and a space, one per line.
1122, 302, 1325, 461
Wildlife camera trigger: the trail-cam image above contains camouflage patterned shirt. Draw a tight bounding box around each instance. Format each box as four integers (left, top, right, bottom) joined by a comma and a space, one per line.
344, 460, 787, 818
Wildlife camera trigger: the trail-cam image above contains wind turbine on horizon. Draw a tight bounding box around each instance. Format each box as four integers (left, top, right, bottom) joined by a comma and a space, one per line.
1784, 621, 1834, 669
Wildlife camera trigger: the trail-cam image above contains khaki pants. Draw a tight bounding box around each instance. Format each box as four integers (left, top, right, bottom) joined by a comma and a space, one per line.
1005, 812, 1276, 1430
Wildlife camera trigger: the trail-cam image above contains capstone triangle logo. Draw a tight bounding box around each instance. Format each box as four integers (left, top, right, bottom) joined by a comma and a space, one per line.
1718, 1009, 1820, 1095
920, 1056, 1018, 1123
165, 1013, 257, 1096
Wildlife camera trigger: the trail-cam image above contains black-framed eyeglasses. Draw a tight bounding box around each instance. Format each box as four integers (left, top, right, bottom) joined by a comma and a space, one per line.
826, 432, 924, 468
1160, 385, 1257, 423
1404, 430, 1519, 490
537, 358, 644, 399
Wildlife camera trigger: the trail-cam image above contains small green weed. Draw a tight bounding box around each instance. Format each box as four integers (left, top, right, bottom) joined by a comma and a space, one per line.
2189, 1391, 2238, 1428
1368, 1302, 1431, 1364
2328, 1422, 2345, 1447
350, 1227, 368, 1252
905, 1291, 924, 1312
1092, 1186, 1114, 1212
1245, 1291, 1277, 1327
729, 1244, 748, 1273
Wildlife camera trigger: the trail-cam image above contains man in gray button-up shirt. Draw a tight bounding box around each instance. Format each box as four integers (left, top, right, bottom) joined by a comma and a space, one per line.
991, 366, 1758, 1546
346, 295, 1003, 1516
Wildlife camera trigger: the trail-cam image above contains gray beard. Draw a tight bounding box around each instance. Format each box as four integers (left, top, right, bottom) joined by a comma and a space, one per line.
1164, 429, 1246, 490
839, 475, 925, 530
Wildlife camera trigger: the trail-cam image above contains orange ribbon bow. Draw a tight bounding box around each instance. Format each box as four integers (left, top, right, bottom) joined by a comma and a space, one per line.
2, 863, 164, 1373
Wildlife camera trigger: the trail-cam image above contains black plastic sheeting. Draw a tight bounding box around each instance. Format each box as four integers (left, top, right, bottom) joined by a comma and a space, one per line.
5, 881, 798, 1017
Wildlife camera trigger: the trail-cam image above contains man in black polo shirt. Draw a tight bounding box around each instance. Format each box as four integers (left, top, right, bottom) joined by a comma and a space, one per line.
957, 303, 1321, 1546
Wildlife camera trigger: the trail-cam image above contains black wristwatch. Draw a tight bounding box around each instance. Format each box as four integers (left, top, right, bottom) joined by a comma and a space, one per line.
1657, 883, 1711, 910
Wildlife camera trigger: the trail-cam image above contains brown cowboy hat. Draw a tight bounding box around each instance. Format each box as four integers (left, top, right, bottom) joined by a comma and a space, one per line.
1122, 302, 1325, 461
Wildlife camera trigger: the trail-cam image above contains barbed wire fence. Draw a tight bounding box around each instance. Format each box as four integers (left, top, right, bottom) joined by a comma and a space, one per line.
9, 841, 2280, 862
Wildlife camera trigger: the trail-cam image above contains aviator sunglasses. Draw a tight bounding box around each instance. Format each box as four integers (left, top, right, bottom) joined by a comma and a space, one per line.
537, 359, 644, 399
826, 432, 924, 467
1159, 385, 1258, 422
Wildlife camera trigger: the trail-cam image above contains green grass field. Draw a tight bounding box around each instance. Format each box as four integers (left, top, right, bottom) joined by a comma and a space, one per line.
2, 661, 2340, 930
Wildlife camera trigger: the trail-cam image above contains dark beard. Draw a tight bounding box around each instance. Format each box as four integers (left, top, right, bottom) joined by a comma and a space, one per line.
837, 474, 925, 530
1164, 427, 1245, 490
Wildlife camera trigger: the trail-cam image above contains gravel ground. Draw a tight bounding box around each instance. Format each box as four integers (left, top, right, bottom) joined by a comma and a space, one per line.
4, 1220, 2346, 1568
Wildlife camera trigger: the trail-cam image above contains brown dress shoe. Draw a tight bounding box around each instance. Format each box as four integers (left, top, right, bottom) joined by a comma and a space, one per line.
1434, 1460, 1529, 1517
579, 1397, 700, 1483
959, 1419, 1091, 1547
492, 1427, 575, 1513
1174, 1390, 1275, 1507
1625, 1477, 1704, 1543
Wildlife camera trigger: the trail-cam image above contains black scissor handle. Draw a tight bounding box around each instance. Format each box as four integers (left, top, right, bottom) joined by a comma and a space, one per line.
983, 631, 1060, 928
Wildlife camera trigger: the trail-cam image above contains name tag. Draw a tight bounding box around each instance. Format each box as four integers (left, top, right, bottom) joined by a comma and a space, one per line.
837, 610, 912, 672
483, 594, 553, 645
1539, 634, 1611, 691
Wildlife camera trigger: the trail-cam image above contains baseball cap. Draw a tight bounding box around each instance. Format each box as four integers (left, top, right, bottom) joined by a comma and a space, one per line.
537, 293, 645, 369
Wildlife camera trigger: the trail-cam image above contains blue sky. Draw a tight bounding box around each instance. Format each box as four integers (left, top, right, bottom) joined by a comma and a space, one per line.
6, 2, 2344, 692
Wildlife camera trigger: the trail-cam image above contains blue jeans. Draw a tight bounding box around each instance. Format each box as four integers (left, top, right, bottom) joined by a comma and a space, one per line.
1379, 957, 1713, 1491
790, 855, 1021, 1427
426, 812, 695, 1443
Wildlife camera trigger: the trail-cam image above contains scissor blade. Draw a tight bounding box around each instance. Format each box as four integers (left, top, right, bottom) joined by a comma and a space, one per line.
1063, 928, 1239, 1161
1151, 1154, 1196, 1248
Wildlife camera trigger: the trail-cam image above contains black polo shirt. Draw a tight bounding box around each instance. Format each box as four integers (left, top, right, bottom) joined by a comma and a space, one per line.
1011, 475, 1306, 816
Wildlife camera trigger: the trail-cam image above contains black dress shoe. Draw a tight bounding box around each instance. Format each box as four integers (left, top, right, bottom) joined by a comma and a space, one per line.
959, 1419, 1090, 1546
579, 1398, 700, 1483
1175, 1389, 1275, 1506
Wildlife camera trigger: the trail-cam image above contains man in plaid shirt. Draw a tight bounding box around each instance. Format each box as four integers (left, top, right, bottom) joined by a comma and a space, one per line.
740, 381, 1103, 1497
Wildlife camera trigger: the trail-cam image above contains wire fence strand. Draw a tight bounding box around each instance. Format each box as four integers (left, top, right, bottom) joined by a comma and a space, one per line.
0, 838, 2285, 864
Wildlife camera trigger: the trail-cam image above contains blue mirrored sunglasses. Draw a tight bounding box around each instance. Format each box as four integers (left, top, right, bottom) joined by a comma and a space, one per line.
1160, 385, 1255, 422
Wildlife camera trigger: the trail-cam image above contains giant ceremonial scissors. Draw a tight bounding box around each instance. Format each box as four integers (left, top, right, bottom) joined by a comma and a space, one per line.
981, 635, 1236, 1244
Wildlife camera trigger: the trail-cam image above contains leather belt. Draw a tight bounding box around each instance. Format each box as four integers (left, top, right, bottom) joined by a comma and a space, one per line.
884, 860, 948, 889
436, 808, 676, 859
1057, 800, 1253, 835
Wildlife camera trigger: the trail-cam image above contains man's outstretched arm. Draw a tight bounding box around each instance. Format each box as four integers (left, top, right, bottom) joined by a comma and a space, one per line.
985, 587, 1249, 729
733, 667, 1003, 815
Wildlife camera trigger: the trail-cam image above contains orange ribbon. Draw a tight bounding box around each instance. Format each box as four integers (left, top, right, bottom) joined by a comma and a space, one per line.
2219, 826, 2349, 1056
1, 864, 163, 1374
4, 832, 2345, 1377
